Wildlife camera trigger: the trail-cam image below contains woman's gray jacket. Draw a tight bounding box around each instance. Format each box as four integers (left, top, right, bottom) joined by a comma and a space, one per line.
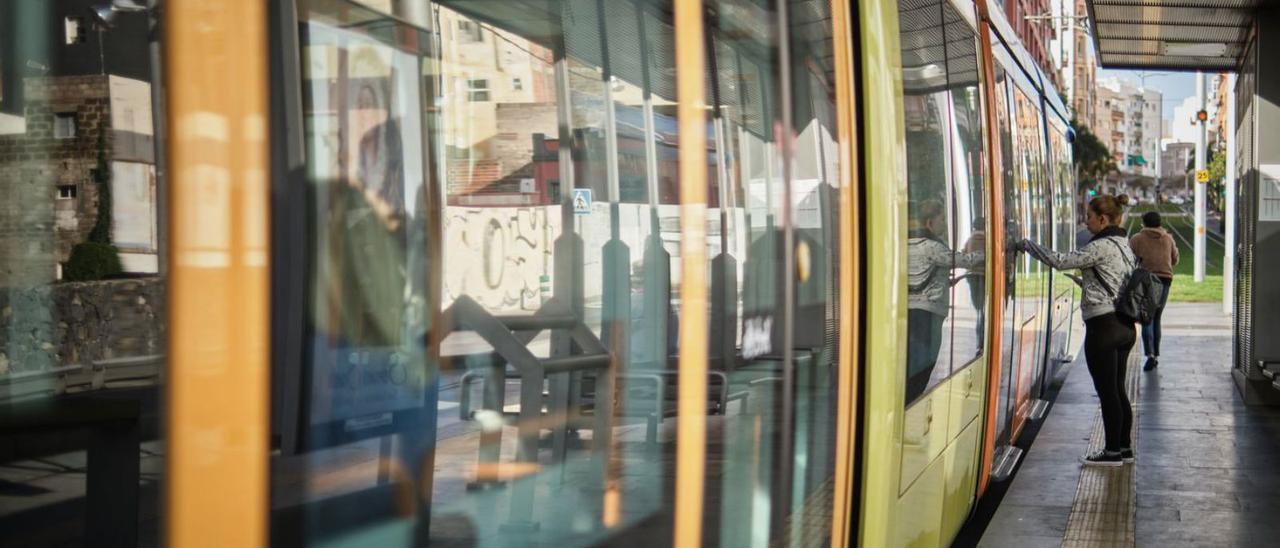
1021, 233, 1136, 320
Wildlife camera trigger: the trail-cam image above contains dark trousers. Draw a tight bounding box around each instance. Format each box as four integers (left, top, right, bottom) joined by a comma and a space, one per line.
1084, 313, 1137, 451
906, 309, 945, 404
1140, 277, 1173, 357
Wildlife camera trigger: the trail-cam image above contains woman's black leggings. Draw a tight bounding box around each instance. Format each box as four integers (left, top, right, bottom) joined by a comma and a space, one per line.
1084, 312, 1137, 451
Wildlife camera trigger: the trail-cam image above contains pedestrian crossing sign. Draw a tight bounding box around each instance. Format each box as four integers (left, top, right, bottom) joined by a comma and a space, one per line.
572, 188, 592, 214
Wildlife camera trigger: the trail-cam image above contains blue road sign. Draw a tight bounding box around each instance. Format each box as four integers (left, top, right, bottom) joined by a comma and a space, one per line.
572, 188, 592, 215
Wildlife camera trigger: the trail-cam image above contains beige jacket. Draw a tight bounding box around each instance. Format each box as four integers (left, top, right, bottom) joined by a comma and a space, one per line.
1129, 227, 1179, 279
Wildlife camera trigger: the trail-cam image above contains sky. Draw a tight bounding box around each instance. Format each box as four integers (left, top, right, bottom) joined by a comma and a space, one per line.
1097, 69, 1200, 137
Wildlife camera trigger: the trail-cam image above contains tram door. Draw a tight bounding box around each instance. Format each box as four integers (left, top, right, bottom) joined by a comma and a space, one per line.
1005, 84, 1047, 441
1045, 123, 1076, 372
992, 62, 1018, 446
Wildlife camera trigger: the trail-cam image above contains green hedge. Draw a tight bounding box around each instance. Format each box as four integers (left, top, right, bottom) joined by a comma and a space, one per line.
64, 242, 123, 281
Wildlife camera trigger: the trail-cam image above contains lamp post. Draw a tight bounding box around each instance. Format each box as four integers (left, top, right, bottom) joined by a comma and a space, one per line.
1194, 71, 1207, 282
1224, 73, 1236, 314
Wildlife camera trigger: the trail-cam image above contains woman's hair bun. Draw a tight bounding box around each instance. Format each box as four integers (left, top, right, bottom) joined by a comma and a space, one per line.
1117, 194, 1131, 206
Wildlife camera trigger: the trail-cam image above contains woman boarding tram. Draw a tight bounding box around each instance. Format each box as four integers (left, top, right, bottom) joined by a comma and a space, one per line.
1020, 195, 1138, 466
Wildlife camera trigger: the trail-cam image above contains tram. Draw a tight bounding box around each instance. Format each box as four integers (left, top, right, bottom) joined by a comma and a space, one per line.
0, 0, 1080, 546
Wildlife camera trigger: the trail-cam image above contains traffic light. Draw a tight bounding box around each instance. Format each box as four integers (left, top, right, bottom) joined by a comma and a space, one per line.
1196, 110, 1208, 122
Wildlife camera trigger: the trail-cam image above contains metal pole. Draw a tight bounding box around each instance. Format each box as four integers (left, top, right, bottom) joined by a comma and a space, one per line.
1194, 71, 1207, 282
147, 1, 167, 277
97, 25, 106, 75
1223, 73, 1237, 314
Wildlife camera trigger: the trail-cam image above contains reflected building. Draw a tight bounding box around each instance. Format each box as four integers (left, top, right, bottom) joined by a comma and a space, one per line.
0, 5, 166, 545
0, 1, 158, 279
1096, 79, 1162, 180
0, 75, 158, 278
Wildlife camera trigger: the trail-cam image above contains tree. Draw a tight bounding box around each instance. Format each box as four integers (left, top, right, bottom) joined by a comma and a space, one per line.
87, 129, 113, 244
67, 128, 123, 281
1207, 145, 1227, 214
1071, 120, 1115, 191
1183, 146, 1228, 214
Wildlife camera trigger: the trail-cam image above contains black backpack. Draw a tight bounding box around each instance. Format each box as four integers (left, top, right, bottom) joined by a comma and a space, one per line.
1095, 239, 1165, 325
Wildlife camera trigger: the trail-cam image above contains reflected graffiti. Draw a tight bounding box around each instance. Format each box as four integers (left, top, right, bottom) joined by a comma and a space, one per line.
443, 206, 558, 311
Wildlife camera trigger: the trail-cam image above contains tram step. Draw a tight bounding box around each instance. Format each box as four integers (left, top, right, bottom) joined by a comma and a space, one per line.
1029, 399, 1051, 421
991, 445, 1023, 482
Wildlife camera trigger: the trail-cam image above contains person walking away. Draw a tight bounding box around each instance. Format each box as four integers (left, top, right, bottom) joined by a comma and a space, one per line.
1129, 211, 1178, 371
1019, 195, 1138, 466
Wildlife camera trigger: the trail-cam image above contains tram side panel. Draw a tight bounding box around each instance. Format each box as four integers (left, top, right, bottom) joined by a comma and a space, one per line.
866, 0, 995, 544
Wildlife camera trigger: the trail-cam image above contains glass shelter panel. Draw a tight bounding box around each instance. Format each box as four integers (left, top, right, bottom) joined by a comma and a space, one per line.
0, 3, 168, 546
272, 0, 850, 546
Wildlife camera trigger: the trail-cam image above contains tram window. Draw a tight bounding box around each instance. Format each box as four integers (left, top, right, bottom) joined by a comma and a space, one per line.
1, 2, 167, 545
943, 5, 986, 370
899, 0, 961, 406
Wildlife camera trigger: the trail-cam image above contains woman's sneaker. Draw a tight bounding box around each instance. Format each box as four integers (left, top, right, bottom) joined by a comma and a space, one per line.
1119, 448, 1135, 463
1144, 356, 1159, 371
1082, 450, 1124, 467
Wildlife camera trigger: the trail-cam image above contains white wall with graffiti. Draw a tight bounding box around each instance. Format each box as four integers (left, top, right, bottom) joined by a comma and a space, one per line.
442, 205, 561, 313
440, 203, 688, 320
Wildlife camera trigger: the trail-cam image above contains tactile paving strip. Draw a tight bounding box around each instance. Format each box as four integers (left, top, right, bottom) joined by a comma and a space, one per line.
1061, 353, 1141, 547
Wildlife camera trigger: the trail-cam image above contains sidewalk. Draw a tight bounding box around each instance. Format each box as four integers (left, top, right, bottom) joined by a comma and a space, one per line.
979, 303, 1280, 547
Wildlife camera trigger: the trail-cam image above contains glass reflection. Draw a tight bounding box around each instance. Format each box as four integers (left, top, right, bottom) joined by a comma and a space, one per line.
898, 0, 985, 406
906, 200, 982, 404
1, 2, 167, 545
274, 0, 848, 545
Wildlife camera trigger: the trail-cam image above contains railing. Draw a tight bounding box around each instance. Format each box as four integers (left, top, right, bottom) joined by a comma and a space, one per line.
0, 354, 164, 404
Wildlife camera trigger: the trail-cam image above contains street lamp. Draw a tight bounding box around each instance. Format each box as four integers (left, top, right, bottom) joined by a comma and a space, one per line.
93, 0, 147, 23
89, 1, 147, 75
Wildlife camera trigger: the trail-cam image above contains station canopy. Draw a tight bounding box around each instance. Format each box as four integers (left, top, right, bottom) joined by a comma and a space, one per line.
1086, 0, 1259, 70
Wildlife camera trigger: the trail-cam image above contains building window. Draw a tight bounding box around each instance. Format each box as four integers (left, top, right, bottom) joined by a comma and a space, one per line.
457, 20, 483, 43
57, 184, 78, 199
64, 17, 86, 45
467, 79, 490, 102
512, 77, 523, 91
54, 112, 77, 139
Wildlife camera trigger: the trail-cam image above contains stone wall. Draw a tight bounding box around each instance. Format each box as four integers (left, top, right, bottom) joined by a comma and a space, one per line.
0, 277, 164, 376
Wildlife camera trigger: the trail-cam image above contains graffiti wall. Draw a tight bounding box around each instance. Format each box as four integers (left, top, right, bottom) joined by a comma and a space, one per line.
443, 205, 561, 313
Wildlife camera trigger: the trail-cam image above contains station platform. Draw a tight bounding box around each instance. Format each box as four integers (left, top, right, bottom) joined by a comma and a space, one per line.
976, 303, 1280, 547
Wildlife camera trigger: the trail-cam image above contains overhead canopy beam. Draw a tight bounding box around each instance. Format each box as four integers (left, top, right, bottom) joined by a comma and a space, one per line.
1085, 0, 1259, 70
